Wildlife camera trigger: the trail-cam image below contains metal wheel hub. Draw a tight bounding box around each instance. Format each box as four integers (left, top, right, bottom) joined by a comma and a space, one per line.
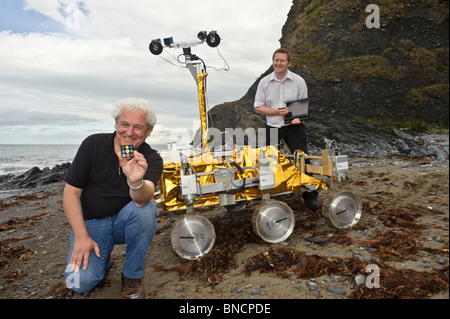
323, 191, 362, 228
171, 214, 216, 259
251, 200, 295, 243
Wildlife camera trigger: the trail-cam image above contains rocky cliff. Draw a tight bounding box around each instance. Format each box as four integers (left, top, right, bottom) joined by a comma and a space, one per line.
209, 0, 449, 158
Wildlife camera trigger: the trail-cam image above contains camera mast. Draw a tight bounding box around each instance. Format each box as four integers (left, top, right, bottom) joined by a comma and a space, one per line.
149, 31, 222, 148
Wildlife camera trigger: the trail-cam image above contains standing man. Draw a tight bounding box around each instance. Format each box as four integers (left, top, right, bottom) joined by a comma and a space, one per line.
63, 97, 163, 299
254, 48, 320, 211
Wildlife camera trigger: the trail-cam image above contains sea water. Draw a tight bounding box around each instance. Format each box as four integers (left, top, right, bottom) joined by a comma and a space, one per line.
0, 144, 79, 176
0, 144, 167, 176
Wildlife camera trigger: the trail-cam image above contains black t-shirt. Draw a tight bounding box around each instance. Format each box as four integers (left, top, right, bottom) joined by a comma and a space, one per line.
64, 132, 163, 220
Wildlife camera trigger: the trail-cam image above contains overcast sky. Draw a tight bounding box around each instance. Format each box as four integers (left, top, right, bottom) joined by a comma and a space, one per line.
0, 0, 293, 145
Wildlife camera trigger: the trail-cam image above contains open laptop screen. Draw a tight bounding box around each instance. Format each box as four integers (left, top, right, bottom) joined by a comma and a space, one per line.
284, 98, 310, 124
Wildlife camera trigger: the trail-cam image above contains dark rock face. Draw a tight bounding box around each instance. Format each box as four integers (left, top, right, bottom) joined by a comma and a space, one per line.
0, 162, 70, 190
282, 0, 449, 125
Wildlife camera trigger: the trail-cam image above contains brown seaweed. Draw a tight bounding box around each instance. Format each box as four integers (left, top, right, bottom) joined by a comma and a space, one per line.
351, 265, 449, 299
363, 228, 419, 260
242, 247, 365, 279
243, 247, 301, 278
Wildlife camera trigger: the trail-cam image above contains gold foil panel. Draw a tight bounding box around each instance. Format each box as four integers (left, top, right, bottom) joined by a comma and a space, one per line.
197, 72, 209, 147
159, 146, 326, 212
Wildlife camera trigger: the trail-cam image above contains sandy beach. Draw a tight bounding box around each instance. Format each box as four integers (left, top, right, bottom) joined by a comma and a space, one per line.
0, 156, 448, 300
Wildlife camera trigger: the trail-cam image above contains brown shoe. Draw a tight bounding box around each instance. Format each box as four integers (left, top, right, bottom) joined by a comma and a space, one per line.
63, 288, 89, 299
121, 273, 146, 299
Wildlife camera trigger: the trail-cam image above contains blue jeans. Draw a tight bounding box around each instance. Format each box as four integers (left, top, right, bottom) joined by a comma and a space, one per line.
64, 201, 158, 293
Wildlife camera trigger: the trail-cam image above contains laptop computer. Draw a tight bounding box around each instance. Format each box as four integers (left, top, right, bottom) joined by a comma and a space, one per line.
284, 98, 310, 124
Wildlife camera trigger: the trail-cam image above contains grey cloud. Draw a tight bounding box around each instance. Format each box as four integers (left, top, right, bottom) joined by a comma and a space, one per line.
0, 107, 99, 126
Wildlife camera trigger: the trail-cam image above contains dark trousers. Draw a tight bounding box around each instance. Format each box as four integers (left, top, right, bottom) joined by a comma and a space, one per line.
265, 123, 308, 154
265, 123, 319, 210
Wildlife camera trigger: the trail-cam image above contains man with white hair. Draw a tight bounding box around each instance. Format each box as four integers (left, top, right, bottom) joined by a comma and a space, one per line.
63, 97, 163, 299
